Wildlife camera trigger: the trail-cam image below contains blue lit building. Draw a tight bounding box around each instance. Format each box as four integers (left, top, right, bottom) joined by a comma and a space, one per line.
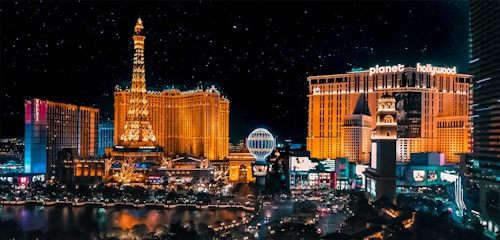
467, 0, 500, 234
98, 119, 114, 157
24, 98, 99, 180
24, 99, 48, 174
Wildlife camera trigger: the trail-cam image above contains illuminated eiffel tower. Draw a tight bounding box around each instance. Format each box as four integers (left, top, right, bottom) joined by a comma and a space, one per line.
107, 18, 165, 184
120, 18, 156, 146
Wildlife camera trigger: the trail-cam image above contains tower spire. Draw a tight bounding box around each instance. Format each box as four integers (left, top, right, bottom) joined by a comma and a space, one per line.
120, 18, 156, 146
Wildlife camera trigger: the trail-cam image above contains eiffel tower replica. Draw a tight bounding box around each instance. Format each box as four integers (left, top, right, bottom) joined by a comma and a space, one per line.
107, 18, 165, 184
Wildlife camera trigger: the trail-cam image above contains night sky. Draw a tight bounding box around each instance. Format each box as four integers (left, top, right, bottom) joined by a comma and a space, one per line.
0, 1, 470, 144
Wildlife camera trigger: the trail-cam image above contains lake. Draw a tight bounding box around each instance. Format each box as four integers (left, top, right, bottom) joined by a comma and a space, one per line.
0, 204, 246, 236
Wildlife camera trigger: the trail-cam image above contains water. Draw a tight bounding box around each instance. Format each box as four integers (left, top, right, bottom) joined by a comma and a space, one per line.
0, 204, 246, 233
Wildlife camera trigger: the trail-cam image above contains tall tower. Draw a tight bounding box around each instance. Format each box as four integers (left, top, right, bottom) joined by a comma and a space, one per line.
364, 93, 398, 202
467, 0, 500, 233
108, 18, 164, 184
120, 18, 156, 146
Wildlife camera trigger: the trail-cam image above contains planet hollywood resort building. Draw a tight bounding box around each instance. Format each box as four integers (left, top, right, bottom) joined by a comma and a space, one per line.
307, 63, 472, 164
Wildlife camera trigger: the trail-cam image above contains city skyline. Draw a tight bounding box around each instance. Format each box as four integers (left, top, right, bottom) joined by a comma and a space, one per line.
0, 1, 470, 143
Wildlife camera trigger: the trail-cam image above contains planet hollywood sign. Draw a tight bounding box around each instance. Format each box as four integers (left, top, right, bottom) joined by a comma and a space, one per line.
369, 63, 457, 76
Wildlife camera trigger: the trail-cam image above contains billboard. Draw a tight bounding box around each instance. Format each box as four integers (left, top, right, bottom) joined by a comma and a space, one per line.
252, 163, 269, 177
0, 174, 45, 184
335, 157, 349, 179
367, 178, 377, 196
394, 92, 421, 138
413, 170, 425, 182
290, 173, 318, 189
290, 157, 317, 172
371, 142, 378, 169
427, 170, 438, 182
322, 159, 336, 172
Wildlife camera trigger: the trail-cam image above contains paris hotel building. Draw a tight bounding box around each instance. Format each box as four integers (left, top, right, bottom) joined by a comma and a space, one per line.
307, 63, 472, 163
113, 84, 230, 161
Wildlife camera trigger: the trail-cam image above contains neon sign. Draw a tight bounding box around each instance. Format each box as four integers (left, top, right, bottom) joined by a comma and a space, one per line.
369, 63, 457, 76
35, 99, 40, 121
416, 63, 456, 75
252, 163, 269, 177
18, 176, 29, 186
369, 64, 405, 76
0, 174, 45, 184
313, 86, 320, 94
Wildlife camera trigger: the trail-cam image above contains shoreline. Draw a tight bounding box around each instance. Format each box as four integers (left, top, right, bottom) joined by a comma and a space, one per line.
0, 200, 256, 212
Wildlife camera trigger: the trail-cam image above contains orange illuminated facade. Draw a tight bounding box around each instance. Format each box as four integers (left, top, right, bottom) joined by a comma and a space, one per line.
307, 64, 472, 163
56, 147, 105, 182
74, 159, 104, 177
228, 152, 256, 183
114, 85, 230, 161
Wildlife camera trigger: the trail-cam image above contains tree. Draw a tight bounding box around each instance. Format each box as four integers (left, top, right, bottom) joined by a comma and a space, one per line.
101, 185, 120, 200
0, 181, 13, 195
267, 222, 320, 240
166, 191, 178, 201
154, 189, 166, 199
196, 192, 211, 204
169, 222, 198, 240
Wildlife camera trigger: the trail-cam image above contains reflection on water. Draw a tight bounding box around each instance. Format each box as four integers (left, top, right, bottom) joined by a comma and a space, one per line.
0, 205, 246, 233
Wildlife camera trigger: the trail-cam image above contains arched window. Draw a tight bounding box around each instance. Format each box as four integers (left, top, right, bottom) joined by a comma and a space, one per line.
383, 115, 393, 123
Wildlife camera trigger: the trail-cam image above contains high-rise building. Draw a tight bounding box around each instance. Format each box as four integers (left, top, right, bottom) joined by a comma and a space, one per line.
468, 0, 500, 183
24, 98, 99, 178
113, 21, 229, 162
307, 63, 472, 163
467, 0, 500, 234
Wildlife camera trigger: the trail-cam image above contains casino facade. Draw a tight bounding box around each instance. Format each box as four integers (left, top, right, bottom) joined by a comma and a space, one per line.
307, 63, 472, 163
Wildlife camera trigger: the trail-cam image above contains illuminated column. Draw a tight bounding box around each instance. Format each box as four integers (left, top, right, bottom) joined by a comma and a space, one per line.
363, 93, 398, 202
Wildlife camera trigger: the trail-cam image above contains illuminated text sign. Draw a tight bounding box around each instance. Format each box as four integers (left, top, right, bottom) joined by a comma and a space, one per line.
369, 63, 457, 76
0, 174, 45, 184
252, 163, 269, 177
416, 63, 456, 76
369, 64, 405, 76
